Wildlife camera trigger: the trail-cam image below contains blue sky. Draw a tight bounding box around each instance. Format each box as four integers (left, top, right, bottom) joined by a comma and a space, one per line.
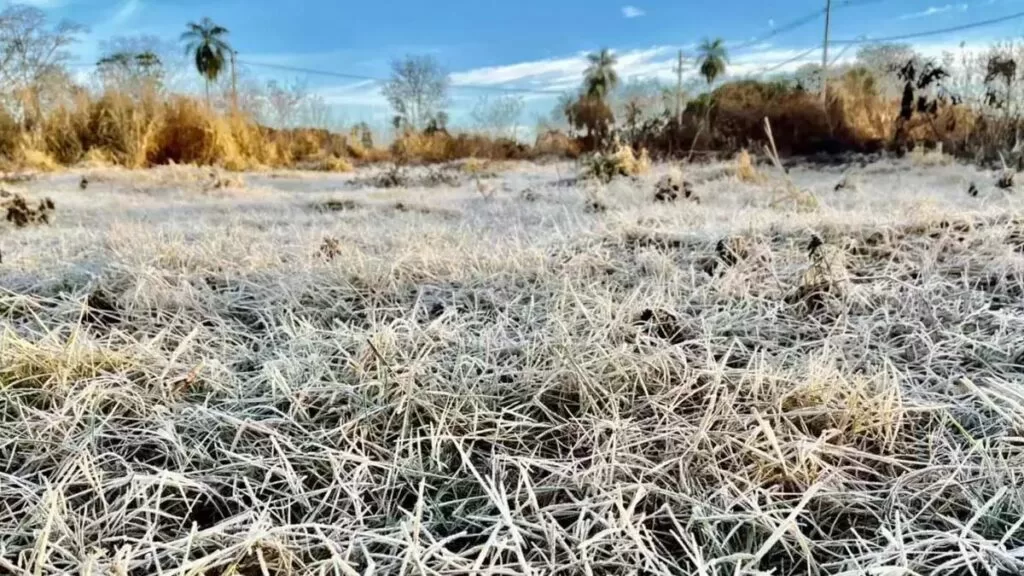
15, 0, 1024, 128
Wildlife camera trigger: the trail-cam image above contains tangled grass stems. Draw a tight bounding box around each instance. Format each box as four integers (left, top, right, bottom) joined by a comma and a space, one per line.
0, 158, 1023, 575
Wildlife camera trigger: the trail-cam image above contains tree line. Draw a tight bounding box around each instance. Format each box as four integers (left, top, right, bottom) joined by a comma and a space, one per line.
5, 3, 1024, 160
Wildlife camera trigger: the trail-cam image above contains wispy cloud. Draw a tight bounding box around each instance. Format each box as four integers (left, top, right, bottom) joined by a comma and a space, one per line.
621, 5, 645, 18
10, 0, 70, 8
457, 47, 682, 86
448, 38, 985, 95
899, 3, 968, 20
110, 0, 141, 27
278, 37, 981, 131
314, 80, 385, 107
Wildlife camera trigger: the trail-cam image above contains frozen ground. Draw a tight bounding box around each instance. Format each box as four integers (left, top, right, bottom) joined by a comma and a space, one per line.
1, 158, 1023, 575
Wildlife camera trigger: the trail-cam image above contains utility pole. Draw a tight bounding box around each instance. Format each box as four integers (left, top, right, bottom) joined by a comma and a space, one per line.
674, 49, 684, 125
230, 49, 238, 112
821, 0, 832, 104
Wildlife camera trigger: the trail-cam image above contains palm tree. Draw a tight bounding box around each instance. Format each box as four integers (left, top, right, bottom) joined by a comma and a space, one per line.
584, 48, 619, 99
181, 17, 232, 106
689, 38, 728, 161
696, 38, 728, 87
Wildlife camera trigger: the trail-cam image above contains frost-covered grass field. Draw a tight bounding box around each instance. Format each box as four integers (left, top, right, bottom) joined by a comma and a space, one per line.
2, 158, 1024, 575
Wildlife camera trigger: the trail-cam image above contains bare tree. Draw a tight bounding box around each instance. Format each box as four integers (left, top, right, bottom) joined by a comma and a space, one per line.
301, 93, 334, 129
615, 79, 671, 122
382, 55, 449, 131
96, 48, 164, 97
99, 35, 189, 93
266, 78, 307, 128
792, 63, 823, 92
856, 43, 918, 72
0, 5, 84, 126
856, 43, 920, 96
471, 94, 524, 139
237, 79, 267, 121
549, 91, 575, 133
211, 63, 262, 118
350, 122, 374, 149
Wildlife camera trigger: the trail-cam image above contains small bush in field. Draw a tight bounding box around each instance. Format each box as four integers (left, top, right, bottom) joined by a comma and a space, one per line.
2, 192, 55, 227
423, 167, 460, 187
735, 149, 763, 183
997, 171, 1014, 189
375, 165, 407, 188
789, 237, 850, 308
582, 144, 649, 183
534, 129, 580, 158
654, 169, 697, 203
313, 156, 354, 173
318, 237, 342, 260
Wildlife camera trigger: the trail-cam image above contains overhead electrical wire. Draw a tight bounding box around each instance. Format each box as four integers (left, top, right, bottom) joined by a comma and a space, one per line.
829, 9, 1024, 44
235, 59, 569, 95
69, 4, 1024, 98
751, 8, 1024, 76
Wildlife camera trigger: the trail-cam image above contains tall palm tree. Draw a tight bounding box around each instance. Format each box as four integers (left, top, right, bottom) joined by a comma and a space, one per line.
584, 48, 619, 99
181, 17, 232, 106
696, 38, 728, 87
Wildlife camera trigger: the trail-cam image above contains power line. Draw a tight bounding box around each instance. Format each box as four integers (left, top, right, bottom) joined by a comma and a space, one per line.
750, 42, 855, 78
235, 60, 379, 83
757, 47, 820, 74
731, 0, 892, 53
828, 37, 863, 66
69, 4, 1024, 101
235, 58, 567, 95
732, 9, 824, 52
836, 0, 888, 8
752, 8, 1024, 76
830, 10, 1024, 45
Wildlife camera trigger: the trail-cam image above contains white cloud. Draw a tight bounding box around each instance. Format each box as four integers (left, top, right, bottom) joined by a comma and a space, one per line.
8, 0, 69, 8
621, 5, 645, 18
314, 80, 386, 107
768, 19, 775, 28
447, 37, 984, 95
451, 47, 679, 92
899, 3, 968, 20
449, 45, 855, 90
451, 53, 589, 87
110, 0, 141, 27
256, 36, 984, 133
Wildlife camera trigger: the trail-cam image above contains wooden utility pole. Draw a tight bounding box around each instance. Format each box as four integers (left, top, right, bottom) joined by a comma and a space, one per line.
230, 49, 238, 112
674, 49, 684, 124
821, 0, 832, 104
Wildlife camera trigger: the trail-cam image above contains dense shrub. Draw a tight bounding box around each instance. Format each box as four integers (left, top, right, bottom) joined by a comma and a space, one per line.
3, 62, 1019, 173
149, 97, 239, 167
535, 130, 581, 158
0, 108, 26, 165
391, 131, 534, 164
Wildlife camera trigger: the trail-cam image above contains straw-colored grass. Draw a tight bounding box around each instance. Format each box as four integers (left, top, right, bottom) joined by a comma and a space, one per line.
0, 157, 1022, 575
735, 148, 762, 183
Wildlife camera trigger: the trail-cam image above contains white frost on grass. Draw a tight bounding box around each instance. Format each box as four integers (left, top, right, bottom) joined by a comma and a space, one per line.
1, 157, 1023, 575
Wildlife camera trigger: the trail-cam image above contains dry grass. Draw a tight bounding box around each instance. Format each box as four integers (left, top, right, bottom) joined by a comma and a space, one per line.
309, 156, 354, 173
0, 158, 1023, 575
0, 91, 556, 174
734, 148, 762, 183
18, 148, 60, 173
582, 143, 651, 182
910, 143, 954, 167
1, 67, 1019, 178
